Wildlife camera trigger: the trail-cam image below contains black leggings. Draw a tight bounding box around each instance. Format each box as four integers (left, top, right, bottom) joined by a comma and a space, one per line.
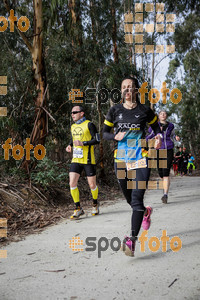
180, 161, 188, 175
114, 161, 151, 238
157, 149, 174, 178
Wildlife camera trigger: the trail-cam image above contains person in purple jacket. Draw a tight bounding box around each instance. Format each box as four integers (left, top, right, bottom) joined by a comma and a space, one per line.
146, 110, 180, 203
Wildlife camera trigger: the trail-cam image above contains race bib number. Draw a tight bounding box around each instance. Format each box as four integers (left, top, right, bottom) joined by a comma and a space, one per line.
73, 147, 83, 158
126, 158, 147, 170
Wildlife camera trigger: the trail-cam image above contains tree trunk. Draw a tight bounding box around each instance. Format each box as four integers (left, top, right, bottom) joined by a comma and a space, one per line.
133, 49, 136, 67
97, 94, 105, 178
89, 0, 101, 61
142, 53, 145, 81
90, 0, 97, 45
95, 76, 105, 178
68, 0, 83, 61
31, 0, 47, 146
110, 0, 119, 63
151, 51, 155, 110
3, 0, 47, 147
89, 2, 105, 177
151, 0, 157, 110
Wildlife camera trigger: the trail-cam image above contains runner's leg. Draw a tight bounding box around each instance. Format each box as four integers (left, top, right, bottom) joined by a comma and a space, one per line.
87, 175, 99, 205
84, 164, 99, 206
130, 166, 151, 238
114, 162, 132, 205
69, 163, 82, 208
160, 149, 173, 203
115, 161, 151, 238
115, 162, 151, 256
85, 165, 99, 215
163, 176, 170, 194
69, 172, 81, 208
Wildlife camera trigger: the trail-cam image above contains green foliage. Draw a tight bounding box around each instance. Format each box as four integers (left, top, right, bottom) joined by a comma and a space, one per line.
0, 154, 28, 181
9, 166, 28, 181
30, 157, 69, 189
158, 1, 200, 164
1, 0, 200, 180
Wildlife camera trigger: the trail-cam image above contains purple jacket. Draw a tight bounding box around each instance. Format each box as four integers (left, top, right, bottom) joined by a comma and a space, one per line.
146, 122, 175, 149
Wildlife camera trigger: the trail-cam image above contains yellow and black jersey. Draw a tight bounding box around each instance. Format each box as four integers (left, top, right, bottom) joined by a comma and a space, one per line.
103, 103, 161, 162
70, 120, 99, 164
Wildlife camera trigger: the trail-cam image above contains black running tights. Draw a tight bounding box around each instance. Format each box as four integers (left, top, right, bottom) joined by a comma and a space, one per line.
114, 161, 151, 238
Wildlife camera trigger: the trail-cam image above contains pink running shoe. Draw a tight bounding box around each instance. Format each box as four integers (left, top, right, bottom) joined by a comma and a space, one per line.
142, 206, 153, 230
121, 236, 136, 257
120, 236, 129, 252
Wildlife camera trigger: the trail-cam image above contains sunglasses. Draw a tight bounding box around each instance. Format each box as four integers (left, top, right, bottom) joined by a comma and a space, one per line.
71, 111, 82, 115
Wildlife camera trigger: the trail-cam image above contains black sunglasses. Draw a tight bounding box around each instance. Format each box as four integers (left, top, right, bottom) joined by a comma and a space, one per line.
71, 111, 82, 114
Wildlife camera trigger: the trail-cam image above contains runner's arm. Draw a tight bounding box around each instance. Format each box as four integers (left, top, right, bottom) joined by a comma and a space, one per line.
82, 122, 100, 146
103, 107, 116, 140
146, 127, 156, 141
147, 109, 162, 136
103, 124, 115, 140
170, 126, 178, 141
68, 133, 73, 147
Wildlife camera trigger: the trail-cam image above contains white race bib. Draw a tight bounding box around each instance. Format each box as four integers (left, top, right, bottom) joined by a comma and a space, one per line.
126, 157, 147, 170
73, 147, 83, 158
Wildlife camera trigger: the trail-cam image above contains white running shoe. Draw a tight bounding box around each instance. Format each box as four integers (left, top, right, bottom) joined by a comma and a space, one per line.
70, 208, 84, 219
91, 202, 100, 216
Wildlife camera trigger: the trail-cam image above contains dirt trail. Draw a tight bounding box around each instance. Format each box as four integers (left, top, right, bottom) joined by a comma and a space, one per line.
0, 176, 200, 300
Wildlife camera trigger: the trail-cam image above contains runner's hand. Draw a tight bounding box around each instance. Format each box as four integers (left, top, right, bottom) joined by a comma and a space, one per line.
74, 140, 83, 146
154, 135, 162, 149
175, 135, 180, 141
114, 132, 126, 141
66, 145, 72, 152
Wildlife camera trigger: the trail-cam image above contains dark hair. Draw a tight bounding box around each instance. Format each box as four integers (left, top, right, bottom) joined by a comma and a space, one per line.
73, 105, 85, 112
121, 76, 140, 102
121, 76, 139, 89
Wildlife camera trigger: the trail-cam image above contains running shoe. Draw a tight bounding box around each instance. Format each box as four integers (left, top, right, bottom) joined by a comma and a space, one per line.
120, 236, 135, 257
70, 208, 84, 219
142, 206, 153, 230
120, 236, 129, 252
161, 194, 168, 204
91, 202, 100, 216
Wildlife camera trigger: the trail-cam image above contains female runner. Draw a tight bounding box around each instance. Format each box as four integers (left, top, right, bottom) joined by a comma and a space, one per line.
103, 76, 162, 256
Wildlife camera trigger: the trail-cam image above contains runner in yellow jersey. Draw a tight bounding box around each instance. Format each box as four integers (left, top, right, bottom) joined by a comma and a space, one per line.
66, 106, 100, 219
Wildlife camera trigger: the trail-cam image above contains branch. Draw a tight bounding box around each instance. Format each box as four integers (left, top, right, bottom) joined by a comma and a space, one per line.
3, 37, 22, 89
16, 27, 33, 53
41, 107, 56, 123
193, 48, 200, 63
30, 84, 48, 144
9, 87, 29, 119
154, 54, 170, 71
26, 30, 42, 39
54, 100, 72, 114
